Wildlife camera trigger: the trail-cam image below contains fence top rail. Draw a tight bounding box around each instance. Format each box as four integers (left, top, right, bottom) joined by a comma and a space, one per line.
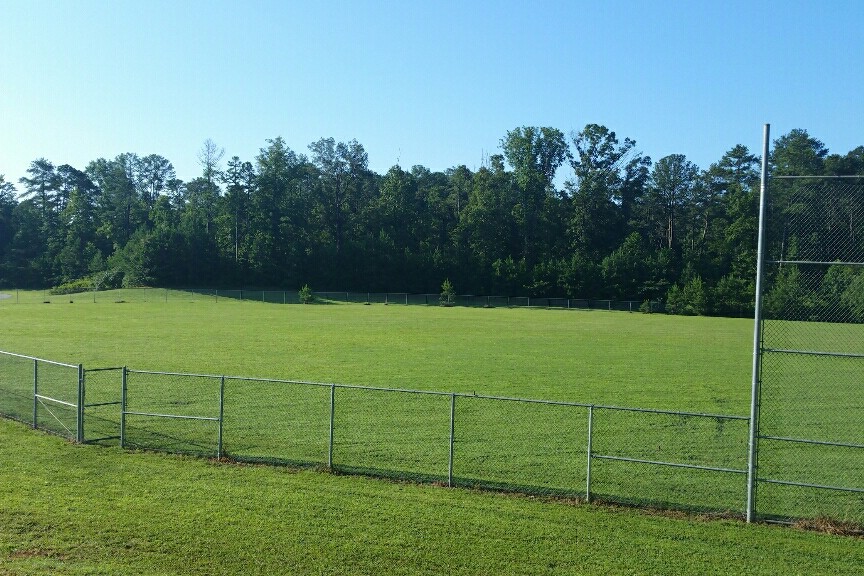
0, 350, 78, 369
84, 366, 126, 372
127, 369, 224, 379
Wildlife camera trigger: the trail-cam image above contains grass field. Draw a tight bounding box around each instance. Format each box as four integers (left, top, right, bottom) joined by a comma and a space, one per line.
0, 289, 753, 411
1, 418, 862, 576
1, 289, 862, 567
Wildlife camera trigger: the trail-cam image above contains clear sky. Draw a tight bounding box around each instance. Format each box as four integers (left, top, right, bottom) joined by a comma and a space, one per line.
1, 0, 861, 188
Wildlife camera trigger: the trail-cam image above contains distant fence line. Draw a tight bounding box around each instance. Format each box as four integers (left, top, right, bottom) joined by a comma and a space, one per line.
0, 348, 795, 524
0, 288, 662, 312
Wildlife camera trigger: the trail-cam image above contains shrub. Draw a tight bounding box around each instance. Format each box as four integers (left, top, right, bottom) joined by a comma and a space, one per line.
50, 278, 94, 295
440, 278, 455, 306
299, 284, 314, 304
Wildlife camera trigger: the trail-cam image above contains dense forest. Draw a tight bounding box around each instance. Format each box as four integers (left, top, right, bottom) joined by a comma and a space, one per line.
1, 125, 862, 317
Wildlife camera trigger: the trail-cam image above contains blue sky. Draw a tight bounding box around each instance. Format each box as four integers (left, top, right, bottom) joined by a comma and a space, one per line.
1, 0, 861, 187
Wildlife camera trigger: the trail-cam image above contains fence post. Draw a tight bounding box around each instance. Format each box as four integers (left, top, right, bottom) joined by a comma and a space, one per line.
327, 384, 337, 469
586, 405, 594, 503
120, 367, 127, 448
747, 123, 771, 523
77, 364, 85, 443
448, 394, 456, 487
32, 359, 38, 429
217, 376, 225, 459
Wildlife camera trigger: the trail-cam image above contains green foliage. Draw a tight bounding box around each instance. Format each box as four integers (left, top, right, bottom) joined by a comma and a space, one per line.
440, 278, 455, 305
94, 268, 124, 290
666, 276, 708, 316
764, 266, 811, 320
49, 278, 94, 295
711, 274, 753, 318
1, 128, 860, 320
298, 283, 314, 304
841, 271, 864, 322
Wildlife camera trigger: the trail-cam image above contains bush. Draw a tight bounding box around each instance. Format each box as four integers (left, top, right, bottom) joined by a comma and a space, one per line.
95, 269, 123, 290
665, 277, 707, 316
49, 278, 94, 295
299, 284, 314, 304
440, 278, 455, 306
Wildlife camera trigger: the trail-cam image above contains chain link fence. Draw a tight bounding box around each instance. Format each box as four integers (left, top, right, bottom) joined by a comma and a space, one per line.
0, 351, 82, 441
10, 345, 863, 522
35, 368, 745, 515
756, 175, 864, 524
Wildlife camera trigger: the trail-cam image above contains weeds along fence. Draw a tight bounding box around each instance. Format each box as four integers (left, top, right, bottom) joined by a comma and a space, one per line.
1, 353, 751, 517
1, 288, 660, 313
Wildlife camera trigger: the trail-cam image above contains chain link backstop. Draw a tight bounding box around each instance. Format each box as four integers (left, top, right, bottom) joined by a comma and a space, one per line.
753, 151, 864, 524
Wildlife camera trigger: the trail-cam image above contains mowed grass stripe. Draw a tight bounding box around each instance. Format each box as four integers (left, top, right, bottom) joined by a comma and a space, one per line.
1, 418, 863, 575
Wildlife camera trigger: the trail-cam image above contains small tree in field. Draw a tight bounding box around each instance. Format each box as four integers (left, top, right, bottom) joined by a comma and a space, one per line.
299, 284, 314, 304
440, 278, 455, 306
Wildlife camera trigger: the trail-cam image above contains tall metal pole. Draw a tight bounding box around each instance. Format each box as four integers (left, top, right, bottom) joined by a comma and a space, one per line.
747, 123, 770, 523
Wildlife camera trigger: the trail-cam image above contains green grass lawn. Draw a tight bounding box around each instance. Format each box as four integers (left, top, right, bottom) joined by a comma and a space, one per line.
0, 291, 756, 510
0, 290, 753, 411
1, 290, 861, 530
1, 418, 862, 576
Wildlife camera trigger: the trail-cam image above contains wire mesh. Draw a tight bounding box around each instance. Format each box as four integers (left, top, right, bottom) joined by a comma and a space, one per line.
3, 354, 768, 517
222, 378, 331, 465
34, 360, 79, 440
330, 387, 452, 482
590, 407, 748, 513
0, 352, 34, 424
123, 371, 221, 456
0, 353, 80, 439
82, 368, 124, 444
758, 176, 864, 524
453, 397, 587, 496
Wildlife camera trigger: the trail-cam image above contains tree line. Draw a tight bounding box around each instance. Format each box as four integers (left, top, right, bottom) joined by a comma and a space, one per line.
1, 126, 861, 317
